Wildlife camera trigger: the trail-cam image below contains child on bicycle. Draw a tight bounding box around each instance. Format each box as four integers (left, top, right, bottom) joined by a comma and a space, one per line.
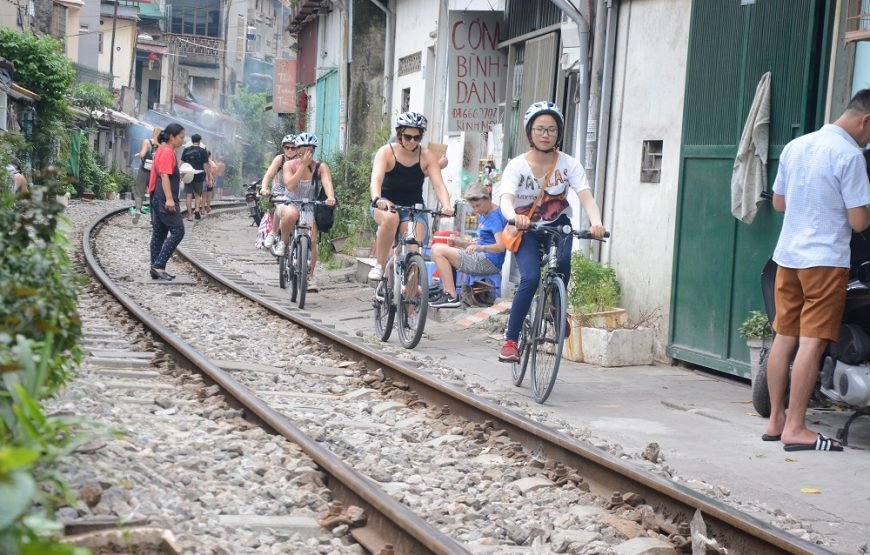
278, 132, 336, 291
498, 101, 606, 363
368, 111, 454, 281
261, 134, 298, 250
430, 183, 507, 308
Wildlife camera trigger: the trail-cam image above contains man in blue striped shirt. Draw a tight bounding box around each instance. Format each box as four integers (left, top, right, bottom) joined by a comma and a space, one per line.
766, 89, 870, 452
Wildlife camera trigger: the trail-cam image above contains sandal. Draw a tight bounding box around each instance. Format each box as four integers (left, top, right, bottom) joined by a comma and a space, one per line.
783, 433, 843, 452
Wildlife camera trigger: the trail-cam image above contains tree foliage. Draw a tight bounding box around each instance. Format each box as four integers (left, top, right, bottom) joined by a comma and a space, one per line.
0, 30, 74, 123
72, 83, 113, 113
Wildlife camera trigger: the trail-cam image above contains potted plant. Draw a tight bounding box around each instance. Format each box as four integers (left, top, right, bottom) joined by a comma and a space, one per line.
563, 252, 624, 362
740, 310, 772, 384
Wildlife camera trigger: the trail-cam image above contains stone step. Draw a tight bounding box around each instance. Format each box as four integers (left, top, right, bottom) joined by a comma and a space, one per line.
101, 380, 174, 391
216, 515, 322, 539
89, 369, 161, 380
88, 350, 155, 360
87, 357, 153, 369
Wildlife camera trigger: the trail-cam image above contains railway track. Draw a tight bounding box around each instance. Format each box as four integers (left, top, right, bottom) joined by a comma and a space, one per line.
83, 206, 832, 555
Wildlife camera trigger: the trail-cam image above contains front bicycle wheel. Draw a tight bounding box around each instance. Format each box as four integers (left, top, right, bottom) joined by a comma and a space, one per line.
373, 258, 396, 341
511, 314, 533, 386
279, 252, 290, 289
289, 241, 299, 302
530, 277, 567, 404
296, 235, 309, 309
397, 253, 429, 349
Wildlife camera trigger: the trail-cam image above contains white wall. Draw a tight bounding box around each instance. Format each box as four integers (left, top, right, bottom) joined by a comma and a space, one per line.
601, 0, 692, 358
391, 0, 440, 123
98, 18, 137, 89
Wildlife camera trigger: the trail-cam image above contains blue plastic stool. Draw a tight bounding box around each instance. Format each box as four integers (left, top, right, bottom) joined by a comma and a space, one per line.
457, 271, 502, 298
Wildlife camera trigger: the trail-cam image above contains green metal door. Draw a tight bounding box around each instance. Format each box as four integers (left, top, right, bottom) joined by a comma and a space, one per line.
669, 0, 834, 378
315, 69, 339, 159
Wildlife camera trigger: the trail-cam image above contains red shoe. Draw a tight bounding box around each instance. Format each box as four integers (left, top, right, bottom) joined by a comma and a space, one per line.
499, 340, 520, 363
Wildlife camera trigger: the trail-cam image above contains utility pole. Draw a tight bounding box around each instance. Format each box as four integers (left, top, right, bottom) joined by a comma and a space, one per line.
108, 0, 119, 90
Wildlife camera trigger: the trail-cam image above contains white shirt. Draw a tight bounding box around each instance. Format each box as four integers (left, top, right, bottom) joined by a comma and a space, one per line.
773, 124, 870, 269
499, 151, 589, 224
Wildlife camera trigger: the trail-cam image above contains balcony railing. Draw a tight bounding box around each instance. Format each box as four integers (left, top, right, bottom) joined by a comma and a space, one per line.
164, 34, 225, 66
72, 62, 113, 89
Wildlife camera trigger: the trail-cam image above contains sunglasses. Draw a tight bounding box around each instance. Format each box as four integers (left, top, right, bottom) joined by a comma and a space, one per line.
401, 133, 422, 143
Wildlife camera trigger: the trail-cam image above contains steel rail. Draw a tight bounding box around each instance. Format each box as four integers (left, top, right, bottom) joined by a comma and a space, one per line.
168, 208, 833, 555
83, 207, 470, 555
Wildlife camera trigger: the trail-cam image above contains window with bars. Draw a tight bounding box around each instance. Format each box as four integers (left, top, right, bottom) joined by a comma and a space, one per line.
51, 3, 67, 43
170, 0, 221, 38
845, 0, 870, 43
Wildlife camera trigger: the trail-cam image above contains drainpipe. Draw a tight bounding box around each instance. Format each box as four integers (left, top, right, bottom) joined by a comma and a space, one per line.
549, 0, 590, 164
596, 1, 619, 262
344, 0, 352, 150
368, 0, 394, 115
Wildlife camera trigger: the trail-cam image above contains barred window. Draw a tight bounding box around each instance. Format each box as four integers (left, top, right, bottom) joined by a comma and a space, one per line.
170, 0, 221, 38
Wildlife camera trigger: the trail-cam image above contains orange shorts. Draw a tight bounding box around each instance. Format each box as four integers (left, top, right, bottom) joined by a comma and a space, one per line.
773, 266, 848, 342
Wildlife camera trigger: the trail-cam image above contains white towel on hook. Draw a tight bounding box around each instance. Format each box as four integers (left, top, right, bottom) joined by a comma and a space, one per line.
731, 71, 771, 224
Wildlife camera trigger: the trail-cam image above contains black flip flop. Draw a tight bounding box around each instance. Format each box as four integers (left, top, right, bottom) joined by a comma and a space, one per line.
761, 433, 781, 441
783, 433, 843, 452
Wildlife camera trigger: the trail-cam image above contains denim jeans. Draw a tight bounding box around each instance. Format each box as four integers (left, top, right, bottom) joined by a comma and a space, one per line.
505, 216, 572, 341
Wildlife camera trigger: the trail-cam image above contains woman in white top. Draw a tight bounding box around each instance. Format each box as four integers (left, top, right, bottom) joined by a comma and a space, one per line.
497, 101, 606, 363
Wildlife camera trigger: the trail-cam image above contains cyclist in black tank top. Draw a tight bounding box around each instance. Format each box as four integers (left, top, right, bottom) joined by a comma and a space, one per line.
368, 112, 454, 281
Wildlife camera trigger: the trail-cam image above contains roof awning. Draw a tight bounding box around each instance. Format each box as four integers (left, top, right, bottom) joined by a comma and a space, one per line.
138, 1, 164, 20
3, 82, 40, 102
137, 42, 169, 56
174, 97, 240, 124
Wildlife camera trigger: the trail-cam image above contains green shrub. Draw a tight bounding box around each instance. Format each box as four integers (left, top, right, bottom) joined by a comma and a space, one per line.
739, 310, 772, 339
0, 190, 83, 391
568, 251, 621, 316
75, 138, 111, 198
319, 146, 377, 248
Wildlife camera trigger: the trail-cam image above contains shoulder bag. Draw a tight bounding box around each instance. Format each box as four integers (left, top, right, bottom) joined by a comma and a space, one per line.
312, 162, 336, 232
502, 152, 559, 253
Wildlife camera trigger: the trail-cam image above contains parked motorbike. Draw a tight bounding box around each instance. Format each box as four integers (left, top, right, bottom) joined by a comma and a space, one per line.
753, 235, 870, 445
245, 178, 263, 226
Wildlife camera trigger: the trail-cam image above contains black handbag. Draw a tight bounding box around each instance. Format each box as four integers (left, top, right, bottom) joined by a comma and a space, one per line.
312, 162, 335, 232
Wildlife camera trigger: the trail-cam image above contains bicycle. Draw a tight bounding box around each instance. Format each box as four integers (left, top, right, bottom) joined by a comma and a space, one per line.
273, 197, 327, 310
372, 204, 444, 349
509, 222, 610, 403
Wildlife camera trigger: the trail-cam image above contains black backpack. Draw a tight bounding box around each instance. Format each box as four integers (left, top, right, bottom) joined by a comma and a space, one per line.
312, 162, 335, 232
182, 146, 205, 169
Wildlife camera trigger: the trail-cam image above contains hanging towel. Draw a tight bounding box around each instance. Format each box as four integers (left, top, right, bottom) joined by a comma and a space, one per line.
731, 71, 771, 224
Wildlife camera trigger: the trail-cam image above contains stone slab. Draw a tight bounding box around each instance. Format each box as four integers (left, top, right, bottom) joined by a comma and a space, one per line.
88, 350, 155, 359
298, 365, 348, 376
88, 357, 152, 369
84, 331, 122, 339
372, 401, 407, 416
508, 476, 555, 494
342, 388, 379, 400
551, 529, 600, 551
214, 359, 284, 374
600, 514, 645, 539
611, 537, 677, 555
217, 515, 322, 539
395, 415, 428, 429
423, 434, 465, 447
102, 380, 175, 391
89, 369, 161, 380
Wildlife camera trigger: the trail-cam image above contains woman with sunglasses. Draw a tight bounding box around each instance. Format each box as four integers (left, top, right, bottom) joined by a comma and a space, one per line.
261, 134, 298, 250
368, 111, 454, 281
497, 101, 606, 363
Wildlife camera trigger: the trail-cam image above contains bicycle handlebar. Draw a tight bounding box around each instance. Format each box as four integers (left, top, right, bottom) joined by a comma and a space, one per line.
269, 196, 331, 207
506, 219, 610, 241
380, 203, 448, 217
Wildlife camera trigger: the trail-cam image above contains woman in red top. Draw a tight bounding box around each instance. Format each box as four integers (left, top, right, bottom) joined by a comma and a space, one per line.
148, 123, 186, 280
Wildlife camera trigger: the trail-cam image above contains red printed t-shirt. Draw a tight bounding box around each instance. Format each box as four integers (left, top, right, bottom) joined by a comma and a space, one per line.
148, 145, 177, 194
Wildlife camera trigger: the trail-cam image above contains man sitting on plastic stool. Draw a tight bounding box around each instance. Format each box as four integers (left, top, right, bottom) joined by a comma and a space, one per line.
430, 184, 507, 308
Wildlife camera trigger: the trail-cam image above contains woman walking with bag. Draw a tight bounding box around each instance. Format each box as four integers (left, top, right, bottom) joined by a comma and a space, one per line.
132, 127, 160, 219
497, 101, 606, 362
147, 123, 186, 280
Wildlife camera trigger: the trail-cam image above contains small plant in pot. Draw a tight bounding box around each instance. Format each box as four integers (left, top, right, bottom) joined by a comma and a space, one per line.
563, 252, 623, 362
740, 310, 772, 384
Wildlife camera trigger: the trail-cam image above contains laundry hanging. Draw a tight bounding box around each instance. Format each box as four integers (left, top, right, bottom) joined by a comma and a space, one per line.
731, 71, 771, 224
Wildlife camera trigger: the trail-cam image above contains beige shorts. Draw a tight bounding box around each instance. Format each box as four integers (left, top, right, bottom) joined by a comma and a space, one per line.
773, 266, 848, 342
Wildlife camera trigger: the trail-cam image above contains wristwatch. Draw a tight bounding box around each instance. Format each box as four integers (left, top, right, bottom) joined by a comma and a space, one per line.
371, 196, 380, 208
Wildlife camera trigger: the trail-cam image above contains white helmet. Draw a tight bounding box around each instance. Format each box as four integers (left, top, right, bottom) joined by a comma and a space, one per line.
281, 134, 296, 146
523, 101, 564, 139
294, 132, 318, 147
395, 111, 427, 132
